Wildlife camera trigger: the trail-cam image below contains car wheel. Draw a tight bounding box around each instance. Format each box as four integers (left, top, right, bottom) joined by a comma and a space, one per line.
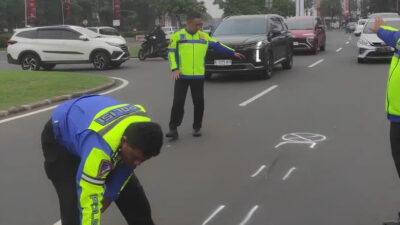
320, 44, 326, 51
312, 42, 318, 55
282, 48, 293, 70
21, 54, 41, 71
357, 58, 364, 63
205, 72, 212, 80
111, 62, 122, 68
138, 49, 146, 61
261, 52, 273, 79
41, 63, 56, 71
93, 52, 110, 70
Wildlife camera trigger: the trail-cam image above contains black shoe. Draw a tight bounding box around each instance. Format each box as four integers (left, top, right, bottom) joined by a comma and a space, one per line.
166, 129, 178, 138
193, 129, 202, 137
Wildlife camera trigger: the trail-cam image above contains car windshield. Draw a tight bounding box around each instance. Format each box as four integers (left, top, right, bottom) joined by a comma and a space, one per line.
286, 19, 314, 30
213, 17, 267, 36
99, 28, 120, 36
358, 20, 366, 25
364, 20, 400, 34
75, 27, 101, 38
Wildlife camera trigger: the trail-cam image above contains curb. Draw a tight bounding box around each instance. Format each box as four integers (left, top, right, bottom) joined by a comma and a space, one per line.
0, 77, 117, 119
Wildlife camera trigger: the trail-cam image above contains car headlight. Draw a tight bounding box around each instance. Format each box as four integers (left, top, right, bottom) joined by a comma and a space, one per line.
106, 42, 120, 47
358, 38, 371, 46
307, 37, 314, 43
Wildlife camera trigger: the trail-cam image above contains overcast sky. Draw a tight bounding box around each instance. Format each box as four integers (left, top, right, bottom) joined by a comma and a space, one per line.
202, 0, 223, 18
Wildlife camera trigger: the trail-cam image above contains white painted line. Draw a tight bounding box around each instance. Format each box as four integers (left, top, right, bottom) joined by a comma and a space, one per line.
0, 77, 129, 125
282, 167, 297, 181
239, 85, 278, 107
202, 205, 226, 225
53, 220, 61, 225
250, 165, 266, 178
346, 41, 350, 45
239, 205, 259, 225
336, 48, 343, 52
308, 59, 324, 68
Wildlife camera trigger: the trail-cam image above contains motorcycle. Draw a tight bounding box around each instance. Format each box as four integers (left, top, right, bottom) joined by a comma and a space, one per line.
138, 35, 169, 61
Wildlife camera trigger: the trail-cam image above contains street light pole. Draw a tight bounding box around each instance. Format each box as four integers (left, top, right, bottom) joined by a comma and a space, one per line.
60, 0, 65, 24
24, 0, 27, 27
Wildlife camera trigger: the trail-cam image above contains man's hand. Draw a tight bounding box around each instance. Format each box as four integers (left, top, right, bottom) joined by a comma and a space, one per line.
172, 70, 180, 80
101, 197, 111, 213
234, 52, 246, 60
370, 16, 386, 33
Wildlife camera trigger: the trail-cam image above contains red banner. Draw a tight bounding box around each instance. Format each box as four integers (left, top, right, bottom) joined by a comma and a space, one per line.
61, 0, 72, 20
113, 0, 121, 20
27, 0, 36, 20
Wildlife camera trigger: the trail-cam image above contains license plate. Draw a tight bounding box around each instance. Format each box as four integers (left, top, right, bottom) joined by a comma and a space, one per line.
214, 59, 232, 66
293, 42, 299, 46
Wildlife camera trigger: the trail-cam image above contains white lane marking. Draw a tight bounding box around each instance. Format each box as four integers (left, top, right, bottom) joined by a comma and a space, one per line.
239, 85, 278, 107
282, 167, 297, 181
0, 77, 129, 125
250, 165, 266, 178
308, 59, 324, 68
336, 48, 343, 52
239, 205, 259, 225
346, 41, 350, 45
202, 205, 226, 225
54, 220, 61, 225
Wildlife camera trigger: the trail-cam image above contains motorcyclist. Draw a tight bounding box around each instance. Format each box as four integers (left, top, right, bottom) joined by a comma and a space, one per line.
148, 25, 166, 53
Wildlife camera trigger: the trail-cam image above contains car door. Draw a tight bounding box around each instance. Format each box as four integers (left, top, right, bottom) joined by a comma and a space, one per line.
269, 17, 286, 62
36, 28, 69, 61
58, 29, 90, 61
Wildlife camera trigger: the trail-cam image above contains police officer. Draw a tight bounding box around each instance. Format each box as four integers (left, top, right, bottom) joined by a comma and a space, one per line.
41, 94, 163, 225
166, 12, 245, 138
373, 17, 400, 225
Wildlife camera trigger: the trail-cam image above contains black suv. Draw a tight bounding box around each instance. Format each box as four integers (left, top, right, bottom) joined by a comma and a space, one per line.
205, 14, 293, 79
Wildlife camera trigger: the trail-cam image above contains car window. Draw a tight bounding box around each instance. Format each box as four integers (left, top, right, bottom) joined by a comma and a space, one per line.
88, 28, 97, 33
278, 18, 287, 30
270, 17, 283, 31
364, 20, 400, 34
61, 30, 81, 40
286, 18, 314, 30
213, 17, 267, 36
16, 30, 36, 39
37, 29, 63, 39
99, 28, 120, 36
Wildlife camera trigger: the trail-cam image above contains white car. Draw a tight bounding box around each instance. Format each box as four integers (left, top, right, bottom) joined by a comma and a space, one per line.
354, 19, 367, 37
162, 26, 177, 39
87, 26, 127, 43
7, 25, 129, 70
357, 17, 400, 63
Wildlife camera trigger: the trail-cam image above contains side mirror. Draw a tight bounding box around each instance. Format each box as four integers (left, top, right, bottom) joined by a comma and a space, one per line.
79, 35, 89, 41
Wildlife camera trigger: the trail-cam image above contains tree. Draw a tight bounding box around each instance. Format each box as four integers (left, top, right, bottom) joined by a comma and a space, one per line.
214, 0, 295, 17
320, 0, 342, 19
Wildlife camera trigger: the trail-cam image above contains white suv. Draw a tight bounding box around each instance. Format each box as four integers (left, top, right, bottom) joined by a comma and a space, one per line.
7, 25, 130, 70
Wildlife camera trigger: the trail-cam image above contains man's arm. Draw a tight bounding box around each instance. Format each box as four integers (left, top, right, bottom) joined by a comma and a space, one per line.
77, 147, 112, 225
206, 34, 245, 60
103, 164, 133, 204
372, 17, 400, 48
168, 33, 181, 80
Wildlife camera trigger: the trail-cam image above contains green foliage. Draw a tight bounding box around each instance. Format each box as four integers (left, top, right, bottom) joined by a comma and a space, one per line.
213, 0, 295, 17
320, 0, 342, 18
0, 33, 12, 48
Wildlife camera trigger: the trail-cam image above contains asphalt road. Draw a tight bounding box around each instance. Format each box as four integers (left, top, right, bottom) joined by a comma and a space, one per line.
1, 30, 399, 225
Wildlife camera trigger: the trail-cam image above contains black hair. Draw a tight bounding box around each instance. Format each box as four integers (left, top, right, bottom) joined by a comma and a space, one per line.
123, 122, 163, 157
187, 11, 202, 22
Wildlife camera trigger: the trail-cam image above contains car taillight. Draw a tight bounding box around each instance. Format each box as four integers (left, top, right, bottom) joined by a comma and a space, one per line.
7, 40, 17, 45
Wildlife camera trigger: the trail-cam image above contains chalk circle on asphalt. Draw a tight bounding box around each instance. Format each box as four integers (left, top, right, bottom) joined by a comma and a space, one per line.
275, 132, 326, 149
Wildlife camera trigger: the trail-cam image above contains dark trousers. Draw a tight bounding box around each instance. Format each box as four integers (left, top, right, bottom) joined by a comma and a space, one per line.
390, 122, 400, 179
169, 78, 204, 130
41, 120, 154, 225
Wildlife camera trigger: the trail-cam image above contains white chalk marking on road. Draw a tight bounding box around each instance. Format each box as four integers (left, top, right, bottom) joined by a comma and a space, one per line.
239, 85, 278, 107
282, 167, 297, 181
308, 59, 324, 68
348, 35, 352, 41
336, 48, 343, 52
239, 205, 259, 225
53, 220, 61, 225
250, 165, 266, 178
275, 132, 327, 149
0, 77, 129, 125
346, 41, 350, 45
202, 205, 226, 225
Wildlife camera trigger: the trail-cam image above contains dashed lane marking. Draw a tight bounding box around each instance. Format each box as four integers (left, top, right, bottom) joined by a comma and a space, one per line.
308, 59, 324, 68
202, 205, 226, 225
239, 85, 278, 107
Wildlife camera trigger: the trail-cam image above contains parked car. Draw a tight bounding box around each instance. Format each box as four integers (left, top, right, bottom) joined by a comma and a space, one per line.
345, 22, 357, 33
357, 17, 400, 63
368, 12, 400, 18
161, 26, 178, 39
354, 19, 367, 37
286, 16, 326, 54
87, 26, 127, 43
205, 14, 293, 79
7, 25, 129, 70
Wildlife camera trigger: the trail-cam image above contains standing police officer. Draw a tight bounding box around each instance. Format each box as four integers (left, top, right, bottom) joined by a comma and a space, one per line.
166, 12, 245, 138
373, 17, 400, 225
41, 95, 163, 225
